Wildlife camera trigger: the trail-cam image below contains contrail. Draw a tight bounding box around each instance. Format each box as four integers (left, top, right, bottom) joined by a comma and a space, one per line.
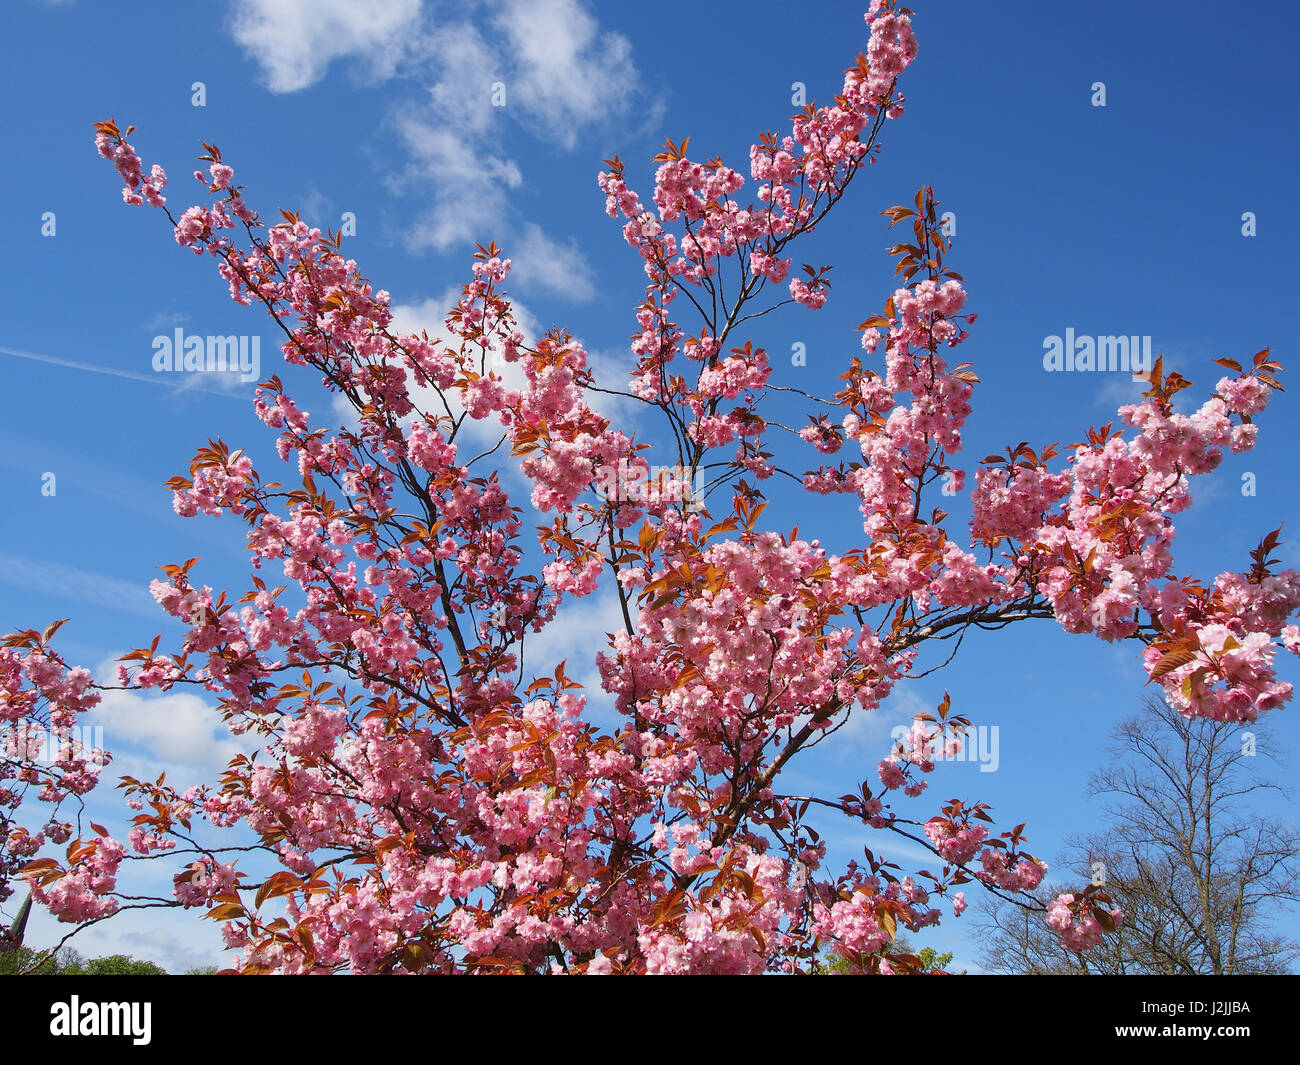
0, 344, 251, 401
0, 551, 159, 620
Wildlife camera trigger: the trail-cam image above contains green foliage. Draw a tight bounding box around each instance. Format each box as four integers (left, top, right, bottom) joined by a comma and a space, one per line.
816, 951, 853, 974
81, 954, 168, 975
0, 945, 168, 975
916, 947, 959, 973
0, 945, 61, 975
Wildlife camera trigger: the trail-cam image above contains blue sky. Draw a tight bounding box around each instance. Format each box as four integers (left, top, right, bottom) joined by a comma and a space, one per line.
2, 0, 1299, 972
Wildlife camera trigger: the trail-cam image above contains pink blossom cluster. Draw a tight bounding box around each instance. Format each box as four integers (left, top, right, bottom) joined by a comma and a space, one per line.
977, 848, 1046, 892
810, 870, 939, 970
95, 126, 166, 207
1046, 892, 1123, 952
924, 818, 989, 866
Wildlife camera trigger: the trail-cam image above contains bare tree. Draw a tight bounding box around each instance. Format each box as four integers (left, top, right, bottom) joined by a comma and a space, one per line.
974, 696, 1300, 974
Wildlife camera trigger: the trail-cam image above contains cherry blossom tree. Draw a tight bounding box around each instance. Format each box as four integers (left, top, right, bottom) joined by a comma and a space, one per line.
3, 0, 1298, 973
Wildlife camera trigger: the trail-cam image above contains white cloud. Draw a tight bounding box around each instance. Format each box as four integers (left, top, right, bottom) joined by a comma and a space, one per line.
115, 923, 230, 973
86, 654, 260, 783
581, 345, 641, 431
5, 667, 260, 972
423, 17, 499, 137
390, 289, 537, 406
330, 287, 534, 430
382, 17, 512, 251
387, 2, 636, 285
89, 685, 258, 784
229, 0, 425, 93
518, 588, 628, 727
224, 1, 641, 303
493, 0, 637, 149
833, 685, 930, 759
294, 185, 336, 231
393, 110, 523, 252
1094, 360, 1159, 413
511, 223, 596, 303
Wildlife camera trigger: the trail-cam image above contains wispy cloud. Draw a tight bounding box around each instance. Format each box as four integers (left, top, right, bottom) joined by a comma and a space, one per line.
0, 429, 254, 541
0, 344, 249, 401
83, 655, 262, 791
392, 104, 524, 252
833, 685, 931, 758
229, 0, 425, 93
225, 2, 641, 301
511, 223, 597, 303
491, 0, 637, 149
143, 310, 189, 332
294, 185, 337, 232
0, 552, 158, 620
393, 1, 637, 290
